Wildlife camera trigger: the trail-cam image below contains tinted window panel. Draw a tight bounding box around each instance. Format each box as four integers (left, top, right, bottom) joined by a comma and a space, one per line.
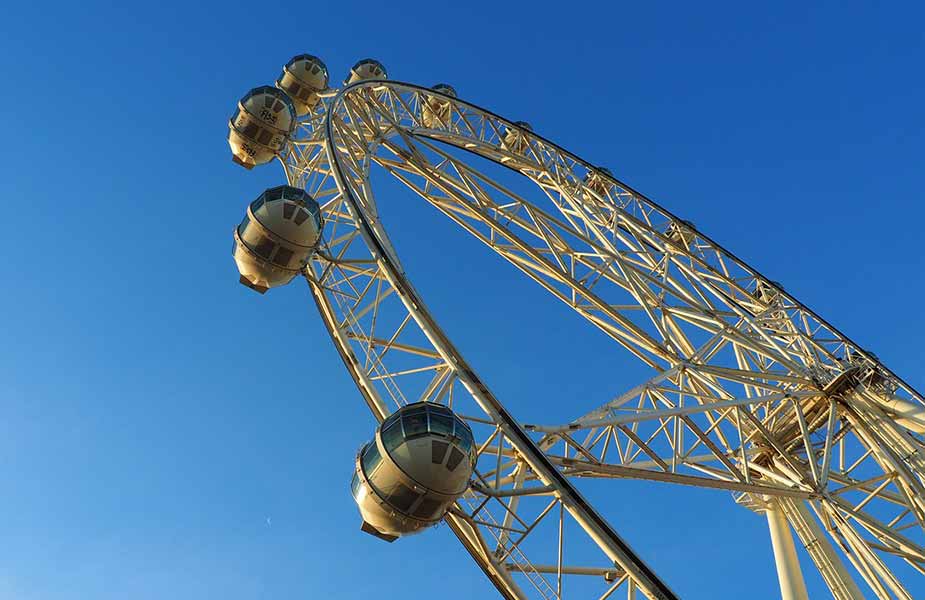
273, 246, 293, 267
429, 412, 453, 437
402, 410, 428, 438
350, 471, 361, 499
413, 497, 442, 519
446, 447, 465, 471
361, 442, 383, 476
382, 411, 401, 431
283, 202, 296, 220
454, 419, 473, 452
386, 483, 419, 513
257, 129, 273, 145
431, 440, 449, 464
381, 420, 404, 452
254, 236, 275, 260
293, 208, 310, 226
266, 188, 283, 201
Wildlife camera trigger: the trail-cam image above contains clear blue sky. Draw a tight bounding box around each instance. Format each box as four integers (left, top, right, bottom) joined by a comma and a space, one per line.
1, 1, 923, 598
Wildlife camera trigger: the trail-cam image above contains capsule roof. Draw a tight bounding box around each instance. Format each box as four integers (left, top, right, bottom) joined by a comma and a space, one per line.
345, 58, 387, 82
252, 186, 319, 217
352, 58, 386, 71
248, 185, 323, 236
285, 53, 329, 78
240, 85, 297, 116
251, 184, 320, 210
380, 401, 474, 450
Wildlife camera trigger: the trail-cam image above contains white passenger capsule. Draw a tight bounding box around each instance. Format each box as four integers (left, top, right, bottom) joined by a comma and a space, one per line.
421, 83, 457, 129
276, 54, 329, 115
502, 120, 533, 154
233, 185, 323, 293
344, 58, 388, 85
228, 86, 297, 169
351, 402, 476, 542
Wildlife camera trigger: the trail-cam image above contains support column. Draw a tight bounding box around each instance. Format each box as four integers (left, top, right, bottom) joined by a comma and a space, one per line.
766, 499, 810, 600
784, 500, 864, 600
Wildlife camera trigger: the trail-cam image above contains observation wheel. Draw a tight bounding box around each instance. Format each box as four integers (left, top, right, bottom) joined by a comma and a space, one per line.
226, 56, 925, 600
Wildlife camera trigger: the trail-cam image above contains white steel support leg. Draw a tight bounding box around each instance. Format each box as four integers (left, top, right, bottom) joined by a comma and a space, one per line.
766, 499, 810, 600
784, 500, 864, 600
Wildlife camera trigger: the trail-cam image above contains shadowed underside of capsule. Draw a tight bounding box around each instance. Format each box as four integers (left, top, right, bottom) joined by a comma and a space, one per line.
360, 521, 398, 543
238, 275, 268, 294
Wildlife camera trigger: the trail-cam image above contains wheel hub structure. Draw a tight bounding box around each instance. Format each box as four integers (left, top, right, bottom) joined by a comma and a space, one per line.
226, 65, 925, 600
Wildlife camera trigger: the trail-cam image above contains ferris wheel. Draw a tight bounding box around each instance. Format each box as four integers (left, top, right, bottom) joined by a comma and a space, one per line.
225, 54, 925, 600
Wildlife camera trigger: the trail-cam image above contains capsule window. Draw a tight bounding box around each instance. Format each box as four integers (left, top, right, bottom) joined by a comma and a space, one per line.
381, 419, 404, 452
266, 188, 284, 201
402, 410, 428, 439
361, 442, 383, 476
382, 411, 401, 430
453, 418, 473, 450
264, 95, 275, 109
350, 471, 362, 500
273, 246, 293, 267
431, 440, 449, 464
242, 122, 259, 139
429, 412, 453, 438
413, 497, 442, 519
288, 82, 301, 96
283, 202, 296, 220
253, 236, 275, 260
257, 129, 273, 145
273, 100, 284, 113
386, 483, 419, 513
293, 208, 310, 226
446, 447, 465, 472
237, 215, 250, 235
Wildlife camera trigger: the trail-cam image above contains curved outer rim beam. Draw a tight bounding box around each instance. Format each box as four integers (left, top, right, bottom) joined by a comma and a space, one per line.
333, 82, 924, 583
277, 78, 924, 599
307, 280, 526, 600
319, 82, 679, 600
352, 79, 923, 409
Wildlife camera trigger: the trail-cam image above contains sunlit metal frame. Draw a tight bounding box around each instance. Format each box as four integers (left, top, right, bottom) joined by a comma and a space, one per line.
268, 79, 925, 600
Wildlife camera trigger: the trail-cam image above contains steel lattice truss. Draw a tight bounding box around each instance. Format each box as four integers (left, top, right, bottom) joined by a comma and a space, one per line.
272, 80, 925, 600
